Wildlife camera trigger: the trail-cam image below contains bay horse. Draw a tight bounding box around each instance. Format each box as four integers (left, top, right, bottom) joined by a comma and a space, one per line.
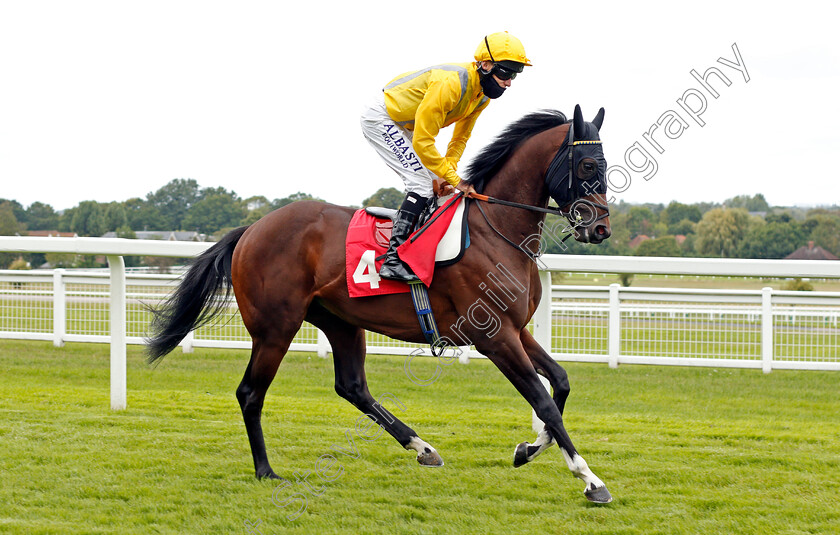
147, 105, 614, 503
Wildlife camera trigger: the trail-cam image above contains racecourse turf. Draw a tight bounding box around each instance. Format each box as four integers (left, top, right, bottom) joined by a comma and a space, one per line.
0, 340, 838, 534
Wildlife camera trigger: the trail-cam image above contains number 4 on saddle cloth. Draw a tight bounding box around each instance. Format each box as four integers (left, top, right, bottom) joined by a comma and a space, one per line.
345, 194, 469, 298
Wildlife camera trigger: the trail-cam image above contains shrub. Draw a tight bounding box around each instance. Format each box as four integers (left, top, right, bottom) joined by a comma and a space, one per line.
781, 278, 814, 291
9, 257, 30, 270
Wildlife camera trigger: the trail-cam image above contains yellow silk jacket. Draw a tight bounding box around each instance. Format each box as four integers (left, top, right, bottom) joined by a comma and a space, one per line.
383, 62, 489, 186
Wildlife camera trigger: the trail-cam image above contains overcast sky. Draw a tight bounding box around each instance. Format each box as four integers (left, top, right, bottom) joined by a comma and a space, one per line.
1, 1, 838, 212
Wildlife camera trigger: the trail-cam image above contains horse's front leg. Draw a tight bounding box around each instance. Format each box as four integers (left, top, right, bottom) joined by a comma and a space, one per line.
479, 335, 612, 504
513, 328, 571, 466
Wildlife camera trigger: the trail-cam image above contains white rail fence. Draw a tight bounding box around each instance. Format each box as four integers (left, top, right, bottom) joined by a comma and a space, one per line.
2, 237, 839, 411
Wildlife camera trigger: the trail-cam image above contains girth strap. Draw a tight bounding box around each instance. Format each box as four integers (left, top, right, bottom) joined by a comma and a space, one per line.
408, 281, 443, 355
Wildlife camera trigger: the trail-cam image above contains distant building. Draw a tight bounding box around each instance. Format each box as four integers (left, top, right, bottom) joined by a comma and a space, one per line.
100, 230, 207, 242
23, 230, 78, 238
785, 241, 839, 261
674, 234, 687, 245
628, 234, 650, 249
21, 231, 79, 269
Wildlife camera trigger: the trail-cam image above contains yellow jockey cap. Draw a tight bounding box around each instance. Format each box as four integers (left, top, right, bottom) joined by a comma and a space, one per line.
474, 32, 532, 67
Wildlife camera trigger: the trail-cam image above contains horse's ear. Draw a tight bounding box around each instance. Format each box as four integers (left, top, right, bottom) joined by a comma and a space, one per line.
573, 104, 585, 135
592, 108, 605, 131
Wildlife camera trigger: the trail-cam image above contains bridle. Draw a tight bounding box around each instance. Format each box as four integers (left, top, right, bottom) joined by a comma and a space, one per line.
469, 123, 610, 257
545, 121, 610, 225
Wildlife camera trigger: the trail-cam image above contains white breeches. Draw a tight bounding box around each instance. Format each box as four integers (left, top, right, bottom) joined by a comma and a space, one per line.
360, 93, 436, 199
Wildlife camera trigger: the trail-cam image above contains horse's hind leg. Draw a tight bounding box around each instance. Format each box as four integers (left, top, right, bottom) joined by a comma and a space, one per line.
513, 328, 570, 467
307, 302, 444, 467
236, 337, 292, 479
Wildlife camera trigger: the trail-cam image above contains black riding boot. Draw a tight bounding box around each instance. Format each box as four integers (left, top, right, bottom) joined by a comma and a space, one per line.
379, 192, 427, 282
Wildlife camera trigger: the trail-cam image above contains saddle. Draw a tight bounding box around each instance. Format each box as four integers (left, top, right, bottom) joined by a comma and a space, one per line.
346, 194, 469, 298
363, 206, 398, 220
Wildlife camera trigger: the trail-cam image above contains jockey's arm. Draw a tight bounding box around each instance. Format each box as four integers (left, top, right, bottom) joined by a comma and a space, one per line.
445, 98, 490, 171
412, 79, 463, 188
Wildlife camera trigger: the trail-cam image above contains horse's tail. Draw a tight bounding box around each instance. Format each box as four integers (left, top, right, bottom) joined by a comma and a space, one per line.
146, 225, 250, 365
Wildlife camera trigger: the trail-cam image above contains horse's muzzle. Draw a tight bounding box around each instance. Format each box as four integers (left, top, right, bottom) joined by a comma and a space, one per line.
578, 223, 611, 244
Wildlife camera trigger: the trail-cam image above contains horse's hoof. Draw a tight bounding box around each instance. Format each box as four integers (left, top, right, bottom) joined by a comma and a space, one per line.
256, 470, 282, 480
513, 442, 530, 468
417, 450, 444, 467
584, 484, 613, 504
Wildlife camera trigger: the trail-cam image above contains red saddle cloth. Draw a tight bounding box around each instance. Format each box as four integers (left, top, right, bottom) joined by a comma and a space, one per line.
345, 195, 463, 297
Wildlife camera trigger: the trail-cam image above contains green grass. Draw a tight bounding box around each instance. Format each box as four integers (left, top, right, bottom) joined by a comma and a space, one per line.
1, 341, 839, 534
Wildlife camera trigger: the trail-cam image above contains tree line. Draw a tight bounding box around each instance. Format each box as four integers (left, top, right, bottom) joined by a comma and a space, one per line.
0, 179, 330, 239
1, 183, 839, 269
0, 179, 328, 268
545, 194, 840, 260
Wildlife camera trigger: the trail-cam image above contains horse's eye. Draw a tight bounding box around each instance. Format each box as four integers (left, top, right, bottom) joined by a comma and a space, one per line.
578, 161, 596, 179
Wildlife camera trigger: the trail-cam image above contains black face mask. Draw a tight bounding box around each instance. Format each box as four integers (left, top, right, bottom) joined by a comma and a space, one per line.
478, 69, 506, 99
544, 117, 607, 207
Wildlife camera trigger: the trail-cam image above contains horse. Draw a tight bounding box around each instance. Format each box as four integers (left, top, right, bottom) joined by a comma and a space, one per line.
147, 104, 614, 503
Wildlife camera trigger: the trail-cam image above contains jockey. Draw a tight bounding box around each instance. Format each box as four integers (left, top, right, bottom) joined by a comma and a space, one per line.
360, 31, 531, 283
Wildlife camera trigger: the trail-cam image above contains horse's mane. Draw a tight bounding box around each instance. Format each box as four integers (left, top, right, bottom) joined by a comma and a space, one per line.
465, 109, 568, 193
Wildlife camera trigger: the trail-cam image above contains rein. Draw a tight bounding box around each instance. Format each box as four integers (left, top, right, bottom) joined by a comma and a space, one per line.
469, 191, 610, 258
473, 199, 545, 259
468, 191, 564, 216
470, 191, 609, 224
